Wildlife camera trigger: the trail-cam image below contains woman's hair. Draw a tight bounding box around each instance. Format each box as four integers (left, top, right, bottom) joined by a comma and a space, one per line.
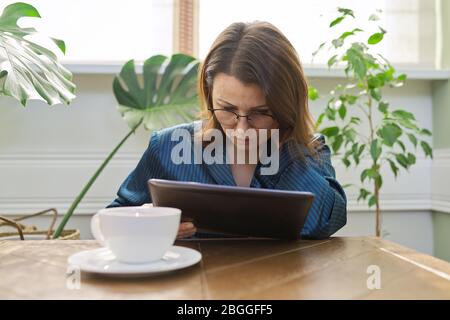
196, 20, 320, 161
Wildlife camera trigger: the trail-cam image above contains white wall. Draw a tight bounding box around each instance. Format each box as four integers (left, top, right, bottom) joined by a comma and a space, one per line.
0, 74, 438, 255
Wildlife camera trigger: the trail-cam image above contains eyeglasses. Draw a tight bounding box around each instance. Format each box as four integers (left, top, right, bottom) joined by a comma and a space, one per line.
209, 107, 276, 129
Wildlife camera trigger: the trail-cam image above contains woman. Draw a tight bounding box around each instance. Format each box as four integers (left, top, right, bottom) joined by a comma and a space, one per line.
107, 21, 347, 239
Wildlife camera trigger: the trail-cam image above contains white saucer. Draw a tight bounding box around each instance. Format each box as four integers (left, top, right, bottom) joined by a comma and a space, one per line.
67, 245, 202, 277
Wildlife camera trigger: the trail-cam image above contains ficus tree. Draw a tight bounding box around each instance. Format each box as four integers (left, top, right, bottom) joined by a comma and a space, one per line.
309, 7, 433, 237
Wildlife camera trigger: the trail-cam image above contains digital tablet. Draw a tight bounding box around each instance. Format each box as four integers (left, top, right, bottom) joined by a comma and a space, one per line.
148, 178, 315, 240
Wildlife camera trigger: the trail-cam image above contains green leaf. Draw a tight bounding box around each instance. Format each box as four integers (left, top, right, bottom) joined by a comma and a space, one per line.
331, 39, 344, 48
368, 76, 382, 88
338, 103, 347, 119
368, 33, 384, 45
370, 88, 382, 101
315, 113, 325, 127
369, 14, 380, 21
312, 42, 326, 57
327, 54, 338, 67
392, 109, 415, 121
342, 158, 351, 167
338, 28, 363, 41
352, 143, 364, 165
368, 27, 386, 45
398, 118, 419, 130
346, 95, 358, 105
156, 54, 197, 105
0, 3, 40, 29
387, 158, 399, 178
113, 54, 200, 130
407, 133, 418, 148
308, 86, 319, 100
397, 74, 407, 82
378, 101, 389, 113
350, 116, 361, 124
370, 139, 382, 162
375, 72, 387, 86
420, 141, 433, 158
358, 188, 371, 201
419, 128, 432, 136
395, 153, 409, 169
346, 46, 367, 80
407, 152, 416, 165
396, 140, 406, 152
358, 144, 366, 157
330, 16, 344, 28
332, 134, 344, 152
51, 37, 66, 54
361, 169, 370, 182
378, 123, 402, 146
344, 127, 357, 142
0, 2, 76, 106
350, 144, 359, 164
337, 8, 355, 18
368, 195, 377, 207
321, 126, 339, 137
384, 65, 395, 81
362, 167, 380, 181
325, 106, 336, 121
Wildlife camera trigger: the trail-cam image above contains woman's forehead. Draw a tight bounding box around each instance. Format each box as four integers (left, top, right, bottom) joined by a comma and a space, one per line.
212, 73, 266, 108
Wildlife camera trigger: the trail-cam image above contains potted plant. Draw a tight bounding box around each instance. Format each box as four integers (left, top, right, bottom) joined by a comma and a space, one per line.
309, 7, 433, 237
0, 2, 77, 240
52, 54, 200, 238
0, 3, 200, 240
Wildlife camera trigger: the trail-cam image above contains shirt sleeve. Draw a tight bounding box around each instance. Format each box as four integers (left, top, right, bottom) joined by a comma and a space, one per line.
275, 135, 347, 239
106, 130, 163, 208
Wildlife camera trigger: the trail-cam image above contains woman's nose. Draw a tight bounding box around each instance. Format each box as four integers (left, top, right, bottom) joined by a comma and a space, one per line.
235, 115, 250, 131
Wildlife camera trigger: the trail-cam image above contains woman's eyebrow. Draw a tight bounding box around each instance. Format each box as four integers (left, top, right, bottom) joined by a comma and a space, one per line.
217, 98, 268, 109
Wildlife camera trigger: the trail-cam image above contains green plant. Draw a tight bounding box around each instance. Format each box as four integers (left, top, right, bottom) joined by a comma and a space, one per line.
53, 54, 200, 238
309, 7, 433, 237
0, 2, 75, 106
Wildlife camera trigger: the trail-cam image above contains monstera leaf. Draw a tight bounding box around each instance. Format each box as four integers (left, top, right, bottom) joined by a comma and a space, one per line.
0, 2, 76, 106
113, 54, 200, 131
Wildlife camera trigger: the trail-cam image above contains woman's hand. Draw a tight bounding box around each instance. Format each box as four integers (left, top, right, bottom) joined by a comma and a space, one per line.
141, 203, 196, 239
177, 222, 197, 239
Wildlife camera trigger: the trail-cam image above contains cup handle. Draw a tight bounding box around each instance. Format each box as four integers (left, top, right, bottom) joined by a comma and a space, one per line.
141, 203, 153, 208
90, 212, 106, 246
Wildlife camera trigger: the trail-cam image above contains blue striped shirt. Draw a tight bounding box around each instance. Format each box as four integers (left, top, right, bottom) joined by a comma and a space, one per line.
107, 121, 347, 239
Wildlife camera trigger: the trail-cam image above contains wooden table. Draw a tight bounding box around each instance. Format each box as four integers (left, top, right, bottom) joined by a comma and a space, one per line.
1, 237, 450, 299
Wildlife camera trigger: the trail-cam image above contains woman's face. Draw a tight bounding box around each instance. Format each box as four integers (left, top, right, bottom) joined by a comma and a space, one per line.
211, 73, 279, 150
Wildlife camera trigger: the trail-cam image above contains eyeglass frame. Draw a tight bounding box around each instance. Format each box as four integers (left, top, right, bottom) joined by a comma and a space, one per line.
208, 107, 277, 127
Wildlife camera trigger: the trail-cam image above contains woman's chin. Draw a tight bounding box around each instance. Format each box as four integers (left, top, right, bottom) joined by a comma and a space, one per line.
225, 135, 267, 151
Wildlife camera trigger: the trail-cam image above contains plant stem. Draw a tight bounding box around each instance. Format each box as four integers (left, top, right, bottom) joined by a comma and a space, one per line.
52, 120, 143, 239
366, 83, 381, 237
374, 178, 381, 237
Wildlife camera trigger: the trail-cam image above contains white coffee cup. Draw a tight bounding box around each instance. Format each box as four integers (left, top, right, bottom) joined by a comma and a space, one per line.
90, 206, 181, 264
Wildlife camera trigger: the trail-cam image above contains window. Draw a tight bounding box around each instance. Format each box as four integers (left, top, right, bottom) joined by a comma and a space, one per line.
3, 0, 437, 68
2, 0, 174, 63
198, 0, 437, 68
